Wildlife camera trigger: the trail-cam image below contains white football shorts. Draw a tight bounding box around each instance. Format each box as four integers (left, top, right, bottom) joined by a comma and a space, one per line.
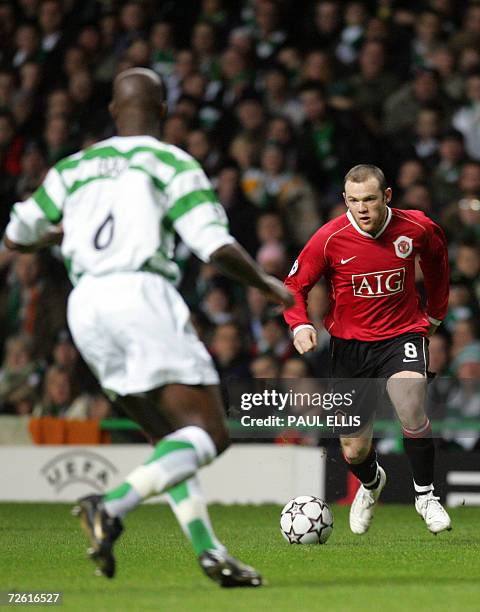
67, 271, 219, 396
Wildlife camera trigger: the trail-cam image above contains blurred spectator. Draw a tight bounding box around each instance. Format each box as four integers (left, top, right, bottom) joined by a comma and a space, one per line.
162, 114, 188, 147
335, 1, 368, 67
1, 252, 67, 360
0, 111, 23, 177
200, 0, 227, 30
116, 1, 147, 56
449, 4, 480, 53
280, 357, 311, 378
33, 364, 91, 418
150, 21, 176, 77
451, 241, 480, 304
452, 71, 480, 161
297, 81, 366, 199
246, 287, 268, 344
43, 115, 72, 163
265, 115, 297, 168
306, 1, 341, 52
215, 161, 258, 255
410, 106, 441, 168
300, 50, 335, 93
186, 128, 221, 175
250, 354, 281, 378
0, 334, 41, 414
217, 46, 251, 109
229, 133, 259, 173
383, 68, 451, 136
209, 322, 251, 379
242, 142, 319, 246
39, 0, 63, 54
255, 211, 285, 247
345, 40, 398, 136
400, 182, 433, 214
430, 46, 464, 101
450, 318, 479, 358
12, 22, 44, 68
15, 141, 48, 199
0, 70, 16, 110
428, 333, 451, 375
252, 0, 287, 62
442, 343, 480, 451
262, 63, 303, 126
200, 279, 235, 325
166, 49, 197, 108
254, 312, 293, 361
431, 130, 465, 208
51, 329, 98, 395
191, 21, 220, 80
235, 94, 266, 143
443, 162, 480, 242
410, 10, 443, 69
395, 159, 427, 199
256, 240, 288, 277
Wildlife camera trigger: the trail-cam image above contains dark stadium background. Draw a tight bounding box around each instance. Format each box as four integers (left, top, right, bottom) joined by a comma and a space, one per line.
0, 0, 479, 454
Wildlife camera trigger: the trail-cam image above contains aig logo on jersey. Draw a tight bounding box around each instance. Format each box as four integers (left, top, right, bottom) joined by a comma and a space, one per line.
352, 267, 405, 298
393, 235, 413, 259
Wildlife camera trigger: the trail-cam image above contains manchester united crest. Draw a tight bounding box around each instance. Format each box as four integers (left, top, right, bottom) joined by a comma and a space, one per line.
393, 236, 413, 259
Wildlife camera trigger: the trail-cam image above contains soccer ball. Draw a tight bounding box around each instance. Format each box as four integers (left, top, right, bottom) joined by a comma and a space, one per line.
280, 496, 333, 544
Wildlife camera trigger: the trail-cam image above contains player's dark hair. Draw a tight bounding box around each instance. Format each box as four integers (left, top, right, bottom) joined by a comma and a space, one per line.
344, 164, 387, 192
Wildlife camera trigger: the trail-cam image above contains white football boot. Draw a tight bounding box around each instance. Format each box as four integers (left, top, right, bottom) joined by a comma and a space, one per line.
415, 491, 452, 534
349, 466, 387, 535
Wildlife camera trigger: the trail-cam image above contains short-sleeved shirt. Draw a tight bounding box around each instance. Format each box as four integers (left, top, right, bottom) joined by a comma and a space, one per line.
6, 135, 234, 284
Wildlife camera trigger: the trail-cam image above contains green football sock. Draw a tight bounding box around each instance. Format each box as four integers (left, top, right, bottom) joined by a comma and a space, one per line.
167, 476, 224, 556
103, 426, 216, 518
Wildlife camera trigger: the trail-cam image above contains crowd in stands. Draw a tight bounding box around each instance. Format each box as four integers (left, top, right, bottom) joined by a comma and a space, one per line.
0, 0, 479, 447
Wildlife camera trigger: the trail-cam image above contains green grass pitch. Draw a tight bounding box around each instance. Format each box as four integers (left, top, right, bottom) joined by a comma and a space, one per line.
1, 503, 479, 612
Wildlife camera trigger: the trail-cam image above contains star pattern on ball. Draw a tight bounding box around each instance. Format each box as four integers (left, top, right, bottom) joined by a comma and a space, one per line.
290, 502, 304, 515
286, 525, 303, 544
280, 497, 333, 545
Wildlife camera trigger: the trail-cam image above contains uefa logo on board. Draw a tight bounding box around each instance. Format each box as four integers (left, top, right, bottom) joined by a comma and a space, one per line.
40, 450, 118, 494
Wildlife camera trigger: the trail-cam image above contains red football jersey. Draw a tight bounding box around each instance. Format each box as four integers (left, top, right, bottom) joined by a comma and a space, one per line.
284, 207, 449, 341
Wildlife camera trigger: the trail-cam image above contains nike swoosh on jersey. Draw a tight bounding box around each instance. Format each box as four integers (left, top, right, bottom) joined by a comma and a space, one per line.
402, 358, 419, 362
340, 256, 357, 264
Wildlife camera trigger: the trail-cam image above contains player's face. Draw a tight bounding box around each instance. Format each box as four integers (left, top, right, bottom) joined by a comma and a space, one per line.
343, 178, 391, 234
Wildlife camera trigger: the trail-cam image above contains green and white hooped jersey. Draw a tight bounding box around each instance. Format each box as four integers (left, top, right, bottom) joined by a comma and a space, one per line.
6, 135, 234, 285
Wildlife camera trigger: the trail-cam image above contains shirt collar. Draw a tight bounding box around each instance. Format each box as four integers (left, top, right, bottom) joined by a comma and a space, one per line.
346, 206, 392, 239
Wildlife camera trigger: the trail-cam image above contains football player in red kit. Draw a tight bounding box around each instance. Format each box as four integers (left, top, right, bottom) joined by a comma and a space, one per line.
284, 164, 452, 535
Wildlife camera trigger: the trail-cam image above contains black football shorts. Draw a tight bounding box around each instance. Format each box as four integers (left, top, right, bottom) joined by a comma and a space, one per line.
328, 333, 429, 436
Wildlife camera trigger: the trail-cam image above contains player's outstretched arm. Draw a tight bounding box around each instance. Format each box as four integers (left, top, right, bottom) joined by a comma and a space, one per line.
4, 227, 64, 252
3, 166, 65, 252
210, 242, 294, 310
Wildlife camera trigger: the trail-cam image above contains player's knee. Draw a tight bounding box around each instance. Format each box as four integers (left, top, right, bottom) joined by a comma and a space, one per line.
342, 443, 370, 464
